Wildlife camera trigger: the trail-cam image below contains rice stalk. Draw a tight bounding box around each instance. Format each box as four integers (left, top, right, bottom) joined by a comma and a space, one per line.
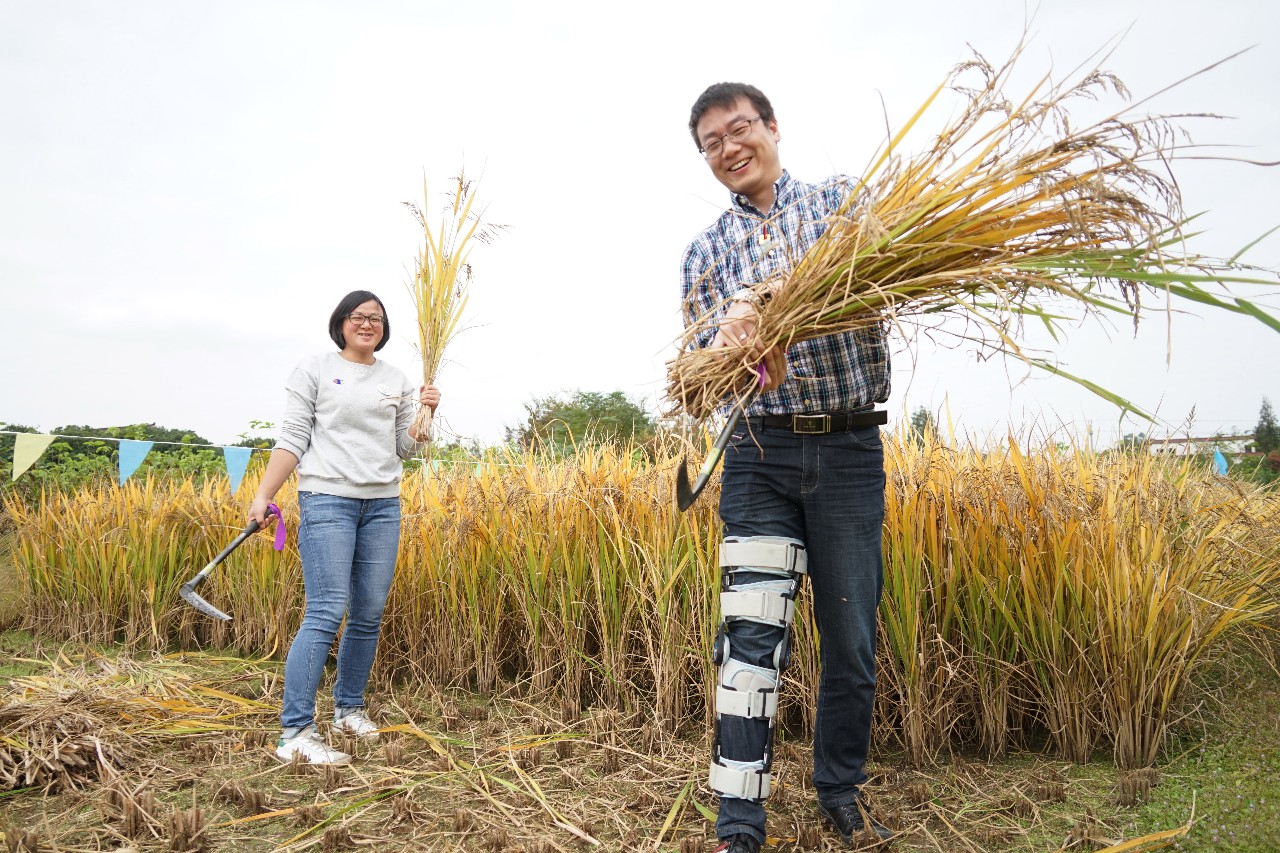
403, 170, 502, 438
881, 428, 968, 763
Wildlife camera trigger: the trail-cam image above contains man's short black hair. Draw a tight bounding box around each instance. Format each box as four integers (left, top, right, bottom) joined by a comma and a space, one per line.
688, 82, 776, 150
329, 290, 391, 351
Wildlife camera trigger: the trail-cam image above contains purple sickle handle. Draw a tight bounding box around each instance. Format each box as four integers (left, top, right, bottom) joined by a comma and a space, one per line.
267, 502, 286, 551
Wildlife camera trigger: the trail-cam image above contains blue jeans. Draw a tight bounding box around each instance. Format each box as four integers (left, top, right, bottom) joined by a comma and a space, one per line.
714, 423, 886, 843
280, 492, 401, 737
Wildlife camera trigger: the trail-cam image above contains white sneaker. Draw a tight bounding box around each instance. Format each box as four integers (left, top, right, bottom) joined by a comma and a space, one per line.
333, 709, 380, 740
275, 730, 351, 765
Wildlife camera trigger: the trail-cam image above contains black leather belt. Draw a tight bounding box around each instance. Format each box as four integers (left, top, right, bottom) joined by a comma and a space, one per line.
745, 409, 888, 434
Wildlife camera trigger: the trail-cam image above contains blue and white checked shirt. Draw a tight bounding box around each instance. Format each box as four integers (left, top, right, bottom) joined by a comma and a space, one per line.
680, 170, 891, 417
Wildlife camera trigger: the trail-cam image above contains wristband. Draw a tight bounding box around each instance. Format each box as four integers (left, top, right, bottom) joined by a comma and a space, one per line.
729, 288, 766, 309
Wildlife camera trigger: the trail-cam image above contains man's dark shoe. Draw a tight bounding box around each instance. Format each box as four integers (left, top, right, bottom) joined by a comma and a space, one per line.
713, 834, 761, 853
818, 798, 893, 845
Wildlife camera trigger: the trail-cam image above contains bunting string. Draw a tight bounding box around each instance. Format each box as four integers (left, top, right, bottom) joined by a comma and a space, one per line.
0, 429, 274, 489
0, 430, 269, 452
0, 429, 522, 487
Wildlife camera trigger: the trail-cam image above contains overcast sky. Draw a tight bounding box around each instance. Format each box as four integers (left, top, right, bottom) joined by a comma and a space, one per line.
3, 0, 1278, 449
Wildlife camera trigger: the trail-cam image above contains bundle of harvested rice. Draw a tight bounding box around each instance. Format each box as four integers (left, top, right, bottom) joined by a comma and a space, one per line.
404, 171, 502, 439
0, 697, 124, 792
666, 44, 1279, 421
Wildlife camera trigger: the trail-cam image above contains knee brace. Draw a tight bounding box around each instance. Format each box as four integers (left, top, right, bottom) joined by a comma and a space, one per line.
708, 535, 807, 802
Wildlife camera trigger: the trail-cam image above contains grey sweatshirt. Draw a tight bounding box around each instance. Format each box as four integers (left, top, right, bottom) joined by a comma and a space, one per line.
275, 352, 426, 499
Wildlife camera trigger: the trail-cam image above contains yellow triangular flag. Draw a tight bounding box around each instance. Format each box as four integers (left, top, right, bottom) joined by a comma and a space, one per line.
12, 433, 56, 481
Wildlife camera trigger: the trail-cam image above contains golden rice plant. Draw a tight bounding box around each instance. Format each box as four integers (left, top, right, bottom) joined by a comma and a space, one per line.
12, 478, 215, 648
880, 431, 967, 765
990, 441, 1110, 765
1086, 451, 1280, 768
667, 45, 1280, 421
878, 428, 1280, 767
7, 477, 295, 655
380, 442, 723, 731
943, 458, 1032, 759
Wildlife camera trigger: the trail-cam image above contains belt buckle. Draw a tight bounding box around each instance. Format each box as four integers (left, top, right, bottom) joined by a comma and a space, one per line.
792, 414, 831, 434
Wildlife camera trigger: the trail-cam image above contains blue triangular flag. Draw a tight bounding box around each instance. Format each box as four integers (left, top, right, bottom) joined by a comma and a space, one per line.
223, 446, 253, 494
1213, 449, 1228, 476
118, 439, 154, 485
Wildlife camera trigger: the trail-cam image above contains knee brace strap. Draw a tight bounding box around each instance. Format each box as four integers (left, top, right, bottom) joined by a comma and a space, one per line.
720, 537, 808, 576
716, 657, 779, 720
709, 759, 771, 800
720, 586, 795, 625
716, 685, 778, 719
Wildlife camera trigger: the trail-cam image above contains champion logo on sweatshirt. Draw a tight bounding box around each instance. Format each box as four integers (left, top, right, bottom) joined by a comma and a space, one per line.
333, 378, 343, 385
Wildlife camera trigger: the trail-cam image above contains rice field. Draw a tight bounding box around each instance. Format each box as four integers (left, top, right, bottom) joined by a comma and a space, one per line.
7, 431, 1278, 766
2, 431, 1279, 850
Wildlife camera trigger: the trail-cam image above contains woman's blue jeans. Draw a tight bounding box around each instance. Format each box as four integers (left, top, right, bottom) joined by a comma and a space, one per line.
714, 423, 886, 843
280, 492, 401, 737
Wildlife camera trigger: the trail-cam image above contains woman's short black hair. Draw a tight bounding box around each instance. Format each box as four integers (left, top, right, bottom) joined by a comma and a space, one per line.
328, 290, 391, 351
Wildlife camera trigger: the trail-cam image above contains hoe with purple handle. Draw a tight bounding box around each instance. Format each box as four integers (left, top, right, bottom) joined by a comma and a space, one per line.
179, 503, 284, 621
675, 365, 766, 512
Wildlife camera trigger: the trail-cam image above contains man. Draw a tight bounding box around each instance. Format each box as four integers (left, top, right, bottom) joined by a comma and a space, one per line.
680, 82, 893, 852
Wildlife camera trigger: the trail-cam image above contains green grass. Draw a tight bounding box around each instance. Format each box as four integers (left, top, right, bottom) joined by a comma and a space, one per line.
0, 629, 44, 682
0, 533, 43, 684
0, 532, 23, 631
1122, 641, 1280, 852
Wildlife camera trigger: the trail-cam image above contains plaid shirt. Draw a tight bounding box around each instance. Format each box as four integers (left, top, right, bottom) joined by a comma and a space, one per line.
680, 170, 891, 417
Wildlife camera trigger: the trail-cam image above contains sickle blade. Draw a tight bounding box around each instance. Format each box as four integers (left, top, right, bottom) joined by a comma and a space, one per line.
179, 583, 232, 621
675, 365, 764, 512
675, 405, 747, 512
675, 458, 697, 511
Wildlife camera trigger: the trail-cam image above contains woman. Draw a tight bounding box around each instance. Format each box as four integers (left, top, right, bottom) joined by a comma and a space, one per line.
249, 289, 439, 766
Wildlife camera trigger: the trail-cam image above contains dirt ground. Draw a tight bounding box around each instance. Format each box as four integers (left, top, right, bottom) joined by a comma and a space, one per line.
6, 634, 1272, 853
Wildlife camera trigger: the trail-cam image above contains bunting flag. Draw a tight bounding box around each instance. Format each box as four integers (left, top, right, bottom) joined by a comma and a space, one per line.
12, 433, 56, 481
118, 439, 154, 485
4, 429, 498, 489
223, 446, 253, 494
1213, 449, 1229, 476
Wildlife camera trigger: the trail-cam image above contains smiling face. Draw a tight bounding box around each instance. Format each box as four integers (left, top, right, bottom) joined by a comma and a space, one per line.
341, 298, 385, 363
695, 95, 783, 212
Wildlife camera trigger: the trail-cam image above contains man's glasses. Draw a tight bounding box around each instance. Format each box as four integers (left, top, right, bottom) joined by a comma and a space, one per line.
701, 116, 764, 160
347, 313, 385, 327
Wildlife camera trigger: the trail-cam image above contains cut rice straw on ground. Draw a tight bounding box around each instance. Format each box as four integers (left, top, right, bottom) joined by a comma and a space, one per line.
666, 42, 1280, 421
